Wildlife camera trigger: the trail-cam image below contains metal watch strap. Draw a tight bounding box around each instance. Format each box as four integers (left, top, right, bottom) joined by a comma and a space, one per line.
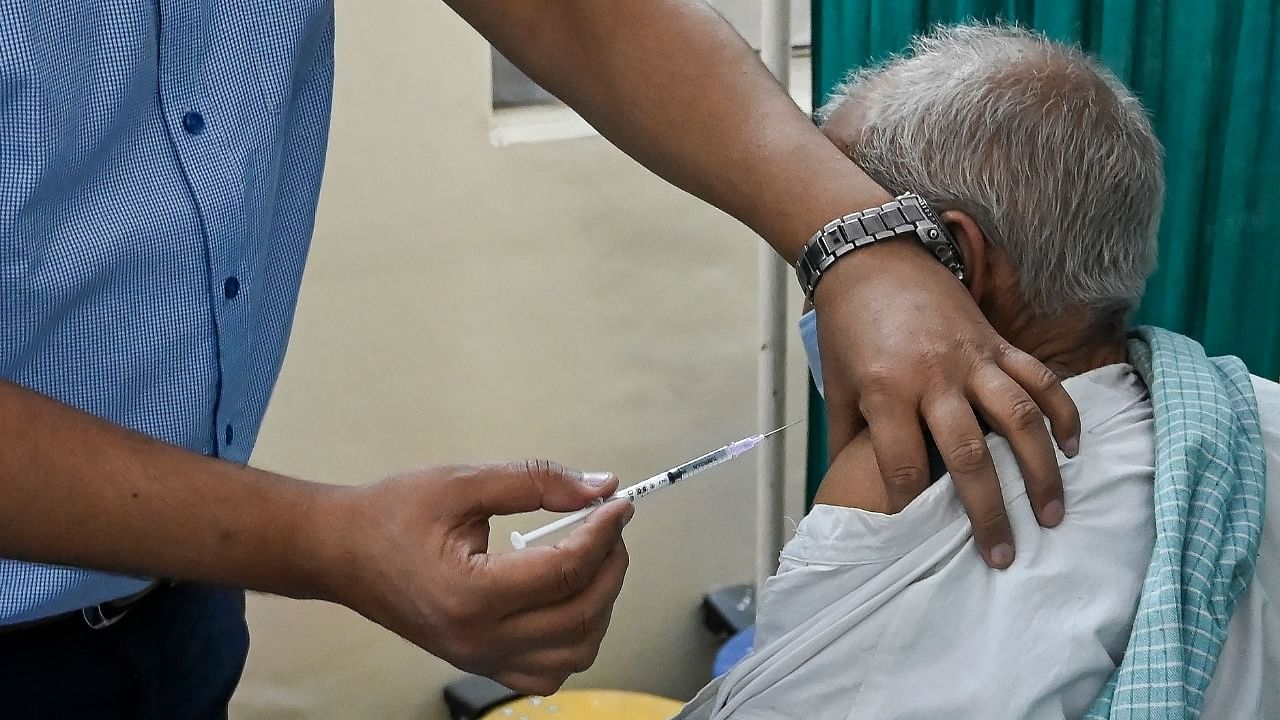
795, 193, 965, 299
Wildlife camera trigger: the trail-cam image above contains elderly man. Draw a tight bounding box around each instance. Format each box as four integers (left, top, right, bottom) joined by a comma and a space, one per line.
678, 24, 1280, 720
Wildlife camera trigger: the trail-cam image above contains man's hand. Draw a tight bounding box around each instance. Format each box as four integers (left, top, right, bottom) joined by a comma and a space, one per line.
316, 461, 632, 695
0, 381, 629, 693
814, 243, 1080, 569
441, 1, 1082, 569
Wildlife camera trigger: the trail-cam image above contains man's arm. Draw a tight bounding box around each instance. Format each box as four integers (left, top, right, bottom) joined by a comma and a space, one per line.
448, 0, 1082, 567
811, 432, 891, 512
0, 380, 628, 695
814, 428, 957, 512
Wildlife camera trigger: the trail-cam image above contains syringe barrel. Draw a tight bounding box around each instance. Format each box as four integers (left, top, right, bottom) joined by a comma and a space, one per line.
614, 473, 669, 503
664, 444, 736, 483
511, 431, 774, 550
611, 444, 735, 503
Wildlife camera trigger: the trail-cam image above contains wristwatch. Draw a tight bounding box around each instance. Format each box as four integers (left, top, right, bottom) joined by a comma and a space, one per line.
795, 193, 965, 299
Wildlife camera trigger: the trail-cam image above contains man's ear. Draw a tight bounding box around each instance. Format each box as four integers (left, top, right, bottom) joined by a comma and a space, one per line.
940, 210, 990, 305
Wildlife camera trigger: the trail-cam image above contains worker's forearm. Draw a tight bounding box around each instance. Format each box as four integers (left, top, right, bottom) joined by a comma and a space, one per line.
0, 380, 337, 601
447, 0, 889, 261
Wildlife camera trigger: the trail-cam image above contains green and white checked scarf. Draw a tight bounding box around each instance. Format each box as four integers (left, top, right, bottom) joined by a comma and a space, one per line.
1085, 326, 1267, 720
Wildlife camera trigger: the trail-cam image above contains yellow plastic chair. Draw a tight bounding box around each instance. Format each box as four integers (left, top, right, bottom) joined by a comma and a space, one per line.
480, 689, 683, 719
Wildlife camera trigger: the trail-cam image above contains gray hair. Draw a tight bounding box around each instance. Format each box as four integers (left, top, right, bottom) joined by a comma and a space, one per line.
818, 23, 1164, 320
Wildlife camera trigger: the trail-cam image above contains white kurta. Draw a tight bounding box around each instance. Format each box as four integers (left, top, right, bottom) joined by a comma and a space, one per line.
677, 365, 1280, 720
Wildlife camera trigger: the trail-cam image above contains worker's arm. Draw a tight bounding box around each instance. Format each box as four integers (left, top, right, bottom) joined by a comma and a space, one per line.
0, 379, 628, 695
447, 0, 1080, 567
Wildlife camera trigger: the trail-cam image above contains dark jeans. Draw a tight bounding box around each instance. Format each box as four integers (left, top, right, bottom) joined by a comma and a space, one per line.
0, 583, 250, 720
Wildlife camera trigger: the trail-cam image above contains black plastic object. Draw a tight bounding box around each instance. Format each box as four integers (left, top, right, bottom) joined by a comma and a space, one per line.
701, 583, 755, 638
443, 675, 522, 720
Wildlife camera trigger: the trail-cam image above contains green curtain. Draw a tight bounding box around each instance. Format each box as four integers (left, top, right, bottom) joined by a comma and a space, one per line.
807, 0, 1280, 506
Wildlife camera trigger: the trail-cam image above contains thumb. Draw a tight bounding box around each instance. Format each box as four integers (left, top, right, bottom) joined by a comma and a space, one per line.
452, 460, 619, 518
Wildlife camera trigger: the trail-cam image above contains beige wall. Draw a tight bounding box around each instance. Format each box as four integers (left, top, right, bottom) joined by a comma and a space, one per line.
232, 3, 809, 719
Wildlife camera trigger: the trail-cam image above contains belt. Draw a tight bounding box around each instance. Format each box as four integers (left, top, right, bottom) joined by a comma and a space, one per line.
0, 580, 170, 635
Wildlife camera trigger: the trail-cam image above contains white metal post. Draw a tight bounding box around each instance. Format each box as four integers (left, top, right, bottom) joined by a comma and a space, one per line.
755, 0, 792, 594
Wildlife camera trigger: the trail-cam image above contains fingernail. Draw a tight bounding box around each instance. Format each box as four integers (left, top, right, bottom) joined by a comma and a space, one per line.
580, 472, 615, 488
1061, 436, 1079, 457
989, 543, 1014, 569
1041, 500, 1065, 527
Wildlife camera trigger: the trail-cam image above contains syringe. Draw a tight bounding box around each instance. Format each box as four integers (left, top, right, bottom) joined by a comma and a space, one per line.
510, 421, 801, 550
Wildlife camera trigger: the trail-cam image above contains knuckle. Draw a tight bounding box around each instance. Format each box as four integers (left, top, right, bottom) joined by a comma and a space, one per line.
440, 463, 482, 489
529, 458, 568, 479
451, 634, 488, 670
452, 605, 482, 630
995, 342, 1021, 362
945, 437, 991, 475
1029, 364, 1061, 394
1002, 347, 1062, 394
493, 672, 519, 693
577, 609, 593, 643
973, 511, 1010, 537
1005, 396, 1045, 432
529, 676, 564, 697
439, 593, 472, 624
445, 586, 490, 629
522, 458, 553, 484
559, 560, 588, 596
590, 608, 613, 643
918, 347, 951, 376
856, 365, 906, 398
574, 644, 600, 672
881, 464, 927, 495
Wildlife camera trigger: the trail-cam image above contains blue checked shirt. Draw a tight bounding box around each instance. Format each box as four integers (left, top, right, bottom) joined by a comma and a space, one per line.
0, 1, 335, 624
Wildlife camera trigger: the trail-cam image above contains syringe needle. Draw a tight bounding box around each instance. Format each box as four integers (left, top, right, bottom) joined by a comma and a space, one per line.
761, 419, 804, 440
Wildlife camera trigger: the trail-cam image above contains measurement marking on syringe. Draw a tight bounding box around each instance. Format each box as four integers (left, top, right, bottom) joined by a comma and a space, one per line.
509, 420, 802, 550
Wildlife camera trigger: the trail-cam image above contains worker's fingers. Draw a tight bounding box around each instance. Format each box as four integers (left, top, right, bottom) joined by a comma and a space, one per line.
448, 461, 619, 518
997, 345, 1081, 457
478, 500, 632, 611
971, 364, 1065, 528
498, 540, 627, 651
823, 380, 866, 463
859, 397, 930, 512
507, 639, 607, 682
493, 588, 619, 695
923, 396, 1015, 569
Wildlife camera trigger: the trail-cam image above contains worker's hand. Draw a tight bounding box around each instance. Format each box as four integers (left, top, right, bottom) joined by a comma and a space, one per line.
318, 461, 632, 695
812, 242, 1080, 569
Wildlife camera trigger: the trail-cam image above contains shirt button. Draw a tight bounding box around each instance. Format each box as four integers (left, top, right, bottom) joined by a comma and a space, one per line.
223, 276, 240, 299
224, 424, 234, 445
182, 111, 206, 135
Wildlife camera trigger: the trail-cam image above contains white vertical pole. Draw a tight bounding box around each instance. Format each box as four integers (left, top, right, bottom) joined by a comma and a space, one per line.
755, 0, 791, 595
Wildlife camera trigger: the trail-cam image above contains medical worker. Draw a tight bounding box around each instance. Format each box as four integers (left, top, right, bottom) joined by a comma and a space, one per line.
0, 2, 1080, 716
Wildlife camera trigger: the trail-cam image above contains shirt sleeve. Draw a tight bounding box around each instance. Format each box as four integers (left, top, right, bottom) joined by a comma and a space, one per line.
731, 414, 1158, 720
